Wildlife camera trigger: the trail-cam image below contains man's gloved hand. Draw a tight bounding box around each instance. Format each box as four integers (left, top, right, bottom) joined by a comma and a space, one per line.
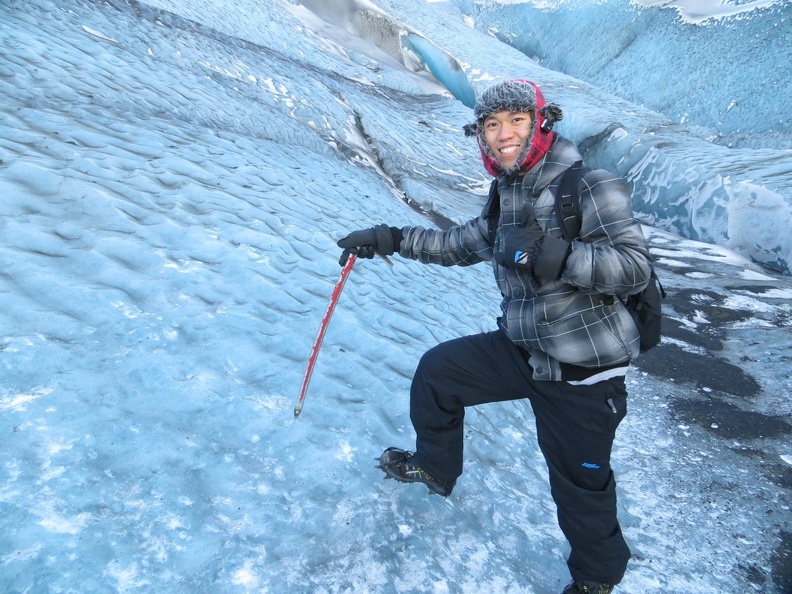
495, 205, 572, 281
337, 224, 403, 266
494, 205, 545, 272
533, 234, 572, 282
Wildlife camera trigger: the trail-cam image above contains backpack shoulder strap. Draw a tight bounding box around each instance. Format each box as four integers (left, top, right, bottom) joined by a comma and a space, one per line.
554, 160, 588, 241
483, 178, 500, 242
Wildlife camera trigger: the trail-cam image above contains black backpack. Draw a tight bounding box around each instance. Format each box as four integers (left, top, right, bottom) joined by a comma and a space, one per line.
555, 161, 666, 352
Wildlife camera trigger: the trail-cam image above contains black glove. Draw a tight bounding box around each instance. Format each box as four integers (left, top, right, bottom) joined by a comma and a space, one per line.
533, 235, 572, 282
337, 224, 403, 266
495, 205, 572, 281
494, 205, 545, 272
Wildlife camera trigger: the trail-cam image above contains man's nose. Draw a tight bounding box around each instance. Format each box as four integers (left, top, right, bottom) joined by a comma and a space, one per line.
498, 125, 515, 140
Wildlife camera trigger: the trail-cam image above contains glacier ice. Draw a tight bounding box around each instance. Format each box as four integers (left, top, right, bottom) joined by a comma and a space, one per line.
322, 0, 792, 275
0, 0, 790, 593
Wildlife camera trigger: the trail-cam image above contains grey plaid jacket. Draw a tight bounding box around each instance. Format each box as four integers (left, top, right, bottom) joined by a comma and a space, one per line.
399, 136, 652, 381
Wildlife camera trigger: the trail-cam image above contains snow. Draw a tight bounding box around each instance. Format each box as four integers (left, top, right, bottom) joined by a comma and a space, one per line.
633, 0, 786, 23
0, 0, 790, 593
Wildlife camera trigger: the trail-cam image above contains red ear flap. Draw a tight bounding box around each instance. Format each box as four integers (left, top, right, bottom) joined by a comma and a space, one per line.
477, 134, 502, 177
515, 81, 554, 174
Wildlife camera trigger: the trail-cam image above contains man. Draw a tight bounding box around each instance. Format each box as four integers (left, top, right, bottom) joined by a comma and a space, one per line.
337, 79, 652, 594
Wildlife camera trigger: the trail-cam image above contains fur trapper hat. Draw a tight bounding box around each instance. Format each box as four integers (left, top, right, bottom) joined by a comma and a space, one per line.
465, 79, 563, 177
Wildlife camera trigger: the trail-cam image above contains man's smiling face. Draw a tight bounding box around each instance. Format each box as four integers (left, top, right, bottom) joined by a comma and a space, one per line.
482, 110, 534, 170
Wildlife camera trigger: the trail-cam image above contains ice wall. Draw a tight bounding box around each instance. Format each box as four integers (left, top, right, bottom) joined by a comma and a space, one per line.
296, 0, 792, 275
451, 0, 792, 151
2, 1, 791, 591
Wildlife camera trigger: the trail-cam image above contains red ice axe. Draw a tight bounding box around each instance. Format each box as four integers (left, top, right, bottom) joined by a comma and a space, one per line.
293, 253, 357, 418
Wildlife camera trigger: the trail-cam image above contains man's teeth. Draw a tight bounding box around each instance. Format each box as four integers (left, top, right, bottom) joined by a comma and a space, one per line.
500, 146, 519, 155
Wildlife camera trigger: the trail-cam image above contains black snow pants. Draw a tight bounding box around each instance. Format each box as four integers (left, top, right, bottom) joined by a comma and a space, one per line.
409, 330, 632, 585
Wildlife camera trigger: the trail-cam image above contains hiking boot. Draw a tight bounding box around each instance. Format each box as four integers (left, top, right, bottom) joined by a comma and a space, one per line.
377, 447, 455, 497
561, 580, 614, 594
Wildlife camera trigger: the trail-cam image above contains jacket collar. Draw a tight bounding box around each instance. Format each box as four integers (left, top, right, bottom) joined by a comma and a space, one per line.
497, 135, 583, 196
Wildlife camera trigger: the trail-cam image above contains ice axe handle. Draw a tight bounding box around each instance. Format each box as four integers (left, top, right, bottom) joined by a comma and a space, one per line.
293, 254, 357, 418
